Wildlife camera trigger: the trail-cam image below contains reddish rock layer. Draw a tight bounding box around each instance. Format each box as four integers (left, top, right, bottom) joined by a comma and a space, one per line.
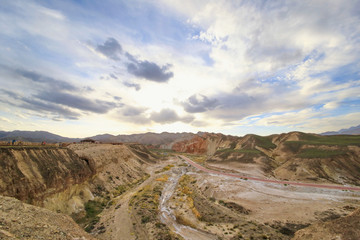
172, 135, 208, 154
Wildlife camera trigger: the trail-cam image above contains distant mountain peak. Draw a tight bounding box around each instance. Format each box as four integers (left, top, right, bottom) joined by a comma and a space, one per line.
321, 125, 360, 135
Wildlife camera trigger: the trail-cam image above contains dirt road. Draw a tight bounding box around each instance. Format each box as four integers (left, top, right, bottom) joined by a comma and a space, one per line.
181, 155, 360, 191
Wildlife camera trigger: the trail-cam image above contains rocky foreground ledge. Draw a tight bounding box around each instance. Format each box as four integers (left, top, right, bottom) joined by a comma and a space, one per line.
0, 195, 95, 240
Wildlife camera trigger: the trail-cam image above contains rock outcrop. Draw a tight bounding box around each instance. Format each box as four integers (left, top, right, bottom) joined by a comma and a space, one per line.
170, 133, 239, 155
172, 135, 208, 154
0, 146, 95, 204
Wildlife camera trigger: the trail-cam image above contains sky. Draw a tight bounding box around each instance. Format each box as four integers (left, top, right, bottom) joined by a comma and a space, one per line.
0, 0, 359, 138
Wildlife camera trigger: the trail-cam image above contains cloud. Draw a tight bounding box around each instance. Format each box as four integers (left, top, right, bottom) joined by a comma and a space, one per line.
0, 89, 80, 120
1, 0, 359, 135
150, 108, 194, 124
0, 117, 11, 123
94, 40, 174, 83
114, 106, 150, 124
243, 106, 360, 134
20, 97, 81, 120
109, 73, 118, 79
127, 60, 174, 82
36, 91, 119, 114
0, 67, 122, 119
96, 37, 122, 60
122, 106, 146, 117
16, 69, 78, 91
123, 81, 141, 91
182, 94, 219, 113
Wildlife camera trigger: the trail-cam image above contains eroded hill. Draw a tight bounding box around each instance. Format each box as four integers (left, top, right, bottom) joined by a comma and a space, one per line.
0, 143, 157, 231
0, 146, 95, 205
165, 132, 360, 185
0, 131, 359, 240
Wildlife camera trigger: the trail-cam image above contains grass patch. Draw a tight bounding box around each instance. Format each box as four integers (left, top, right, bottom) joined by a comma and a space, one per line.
149, 148, 175, 155
184, 154, 207, 164
214, 148, 262, 161
297, 149, 346, 158
285, 135, 360, 151
283, 141, 303, 153
216, 148, 261, 154
250, 135, 277, 149
74, 200, 106, 232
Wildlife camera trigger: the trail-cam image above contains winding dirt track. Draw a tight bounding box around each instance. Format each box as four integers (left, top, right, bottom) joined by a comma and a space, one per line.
180, 155, 360, 191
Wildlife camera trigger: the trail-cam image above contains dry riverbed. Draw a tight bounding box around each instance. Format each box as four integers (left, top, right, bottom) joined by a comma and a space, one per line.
91, 155, 360, 240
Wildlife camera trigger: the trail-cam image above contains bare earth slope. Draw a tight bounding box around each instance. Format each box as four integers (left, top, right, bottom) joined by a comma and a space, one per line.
0, 195, 95, 240
68, 143, 154, 193
272, 133, 360, 185
292, 209, 360, 240
168, 132, 360, 185
0, 146, 95, 204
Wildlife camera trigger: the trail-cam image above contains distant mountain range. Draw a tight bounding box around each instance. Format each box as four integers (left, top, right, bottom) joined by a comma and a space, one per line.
0, 131, 80, 143
89, 132, 195, 145
321, 125, 360, 135
0, 130, 194, 144
1, 124, 358, 144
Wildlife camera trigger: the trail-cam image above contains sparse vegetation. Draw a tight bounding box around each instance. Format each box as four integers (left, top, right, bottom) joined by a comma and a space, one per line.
297, 149, 346, 158
185, 153, 207, 164
155, 174, 169, 182
251, 135, 277, 149
216, 148, 262, 154
74, 199, 106, 232
284, 141, 303, 153
285, 135, 360, 152
130, 182, 178, 239
149, 148, 176, 159
112, 173, 150, 198
155, 164, 174, 173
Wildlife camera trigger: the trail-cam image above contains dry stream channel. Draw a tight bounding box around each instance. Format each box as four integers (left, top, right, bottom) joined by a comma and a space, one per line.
159, 166, 218, 240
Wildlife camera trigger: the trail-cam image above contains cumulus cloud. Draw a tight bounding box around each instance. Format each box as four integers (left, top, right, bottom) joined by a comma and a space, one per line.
122, 106, 146, 117
182, 94, 219, 113
96, 37, 122, 60
94, 39, 174, 83
114, 106, 150, 124
127, 60, 173, 82
150, 108, 194, 124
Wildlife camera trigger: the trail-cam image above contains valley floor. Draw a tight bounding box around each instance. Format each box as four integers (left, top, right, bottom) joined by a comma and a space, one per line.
92, 154, 360, 240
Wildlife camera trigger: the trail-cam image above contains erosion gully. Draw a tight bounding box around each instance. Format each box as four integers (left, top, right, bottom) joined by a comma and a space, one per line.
159, 165, 218, 240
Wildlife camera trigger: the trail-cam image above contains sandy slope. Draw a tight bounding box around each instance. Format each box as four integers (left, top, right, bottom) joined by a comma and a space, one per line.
0, 195, 95, 240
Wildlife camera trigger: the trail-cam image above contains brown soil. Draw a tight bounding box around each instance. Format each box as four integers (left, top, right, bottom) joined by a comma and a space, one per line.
0, 195, 95, 240
292, 209, 360, 240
